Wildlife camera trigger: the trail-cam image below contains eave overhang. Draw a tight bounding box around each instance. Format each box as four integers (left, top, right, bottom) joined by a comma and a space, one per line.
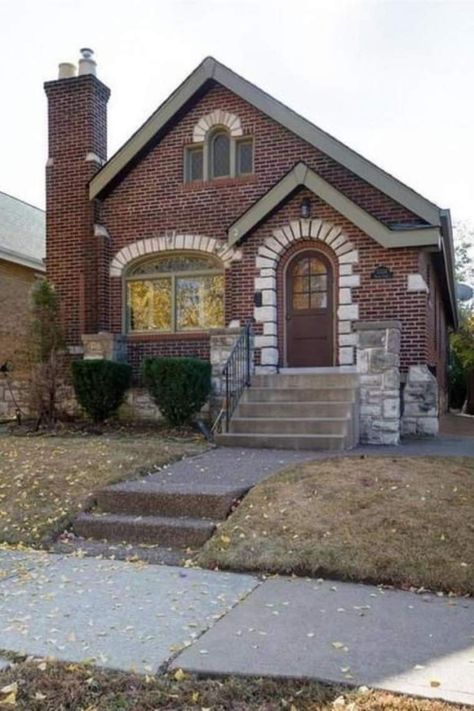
0, 246, 45, 272
228, 163, 442, 250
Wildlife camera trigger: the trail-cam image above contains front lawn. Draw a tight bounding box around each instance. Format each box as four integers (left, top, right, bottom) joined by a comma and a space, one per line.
0, 432, 206, 546
199, 456, 474, 595
0, 660, 467, 710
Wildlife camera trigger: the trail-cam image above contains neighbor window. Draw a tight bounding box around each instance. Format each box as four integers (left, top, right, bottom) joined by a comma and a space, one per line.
185, 129, 253, 182
126, 253, 224, 333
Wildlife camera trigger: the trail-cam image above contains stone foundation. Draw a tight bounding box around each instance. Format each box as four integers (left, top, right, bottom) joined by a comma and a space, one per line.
0, 377, 30, 420
121, 388, 162, 422
209, 325, 242, 395
81, 332, 127, 361
401, 365, 439, 437
355, 320, 401, 445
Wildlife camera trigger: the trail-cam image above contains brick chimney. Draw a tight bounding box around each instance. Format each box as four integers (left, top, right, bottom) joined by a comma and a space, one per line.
44, 49, 110, 346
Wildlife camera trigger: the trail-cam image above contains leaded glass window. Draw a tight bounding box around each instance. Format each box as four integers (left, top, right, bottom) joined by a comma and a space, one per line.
210, 131, 230, 177
236, 139, 253, 175
186, 147, 203, 181
126, 253, 224, 333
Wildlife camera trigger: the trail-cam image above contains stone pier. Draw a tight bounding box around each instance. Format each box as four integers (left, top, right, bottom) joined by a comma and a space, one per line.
355, 320, 401, 445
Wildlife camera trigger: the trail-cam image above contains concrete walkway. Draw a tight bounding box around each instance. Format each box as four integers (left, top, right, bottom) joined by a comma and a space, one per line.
1, 550, 473, 705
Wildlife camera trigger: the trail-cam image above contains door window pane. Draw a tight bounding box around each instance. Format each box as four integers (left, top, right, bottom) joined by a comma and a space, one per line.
292, 292, 309, 310
310, 292, 327, 309
310, 275, 327, 291
309, 257, 327, 274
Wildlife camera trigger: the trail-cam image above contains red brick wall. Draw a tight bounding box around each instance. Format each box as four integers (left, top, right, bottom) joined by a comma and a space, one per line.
44, 75, 110, 343
46, 76, 446, 376
423, 253, 448, 406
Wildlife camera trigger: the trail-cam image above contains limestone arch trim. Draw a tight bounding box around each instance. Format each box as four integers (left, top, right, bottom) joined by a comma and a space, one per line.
253, 219, 360, 370
192, 110, 243, 143
110, 234, 242, 277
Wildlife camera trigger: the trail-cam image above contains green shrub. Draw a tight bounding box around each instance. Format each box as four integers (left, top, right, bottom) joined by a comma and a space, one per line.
72, 359, 132, 423
142, 357, 211, 427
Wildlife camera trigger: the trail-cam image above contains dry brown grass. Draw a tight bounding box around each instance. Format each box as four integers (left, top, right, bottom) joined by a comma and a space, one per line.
199, 456, 474, 595
0, 659, 467, 710
0, 432, 206, 546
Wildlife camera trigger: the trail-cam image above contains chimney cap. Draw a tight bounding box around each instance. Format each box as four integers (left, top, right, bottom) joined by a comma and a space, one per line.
78, 47, 97, 77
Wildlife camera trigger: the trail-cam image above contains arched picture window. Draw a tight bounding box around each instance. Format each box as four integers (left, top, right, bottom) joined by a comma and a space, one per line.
126, 253, 225, 333
210, 130, 230, 178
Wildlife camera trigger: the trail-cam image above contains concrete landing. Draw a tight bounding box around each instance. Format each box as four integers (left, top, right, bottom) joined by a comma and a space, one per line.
173, 577, 474, 706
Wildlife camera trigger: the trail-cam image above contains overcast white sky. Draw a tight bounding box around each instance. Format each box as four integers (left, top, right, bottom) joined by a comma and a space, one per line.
0, 0, 473, 227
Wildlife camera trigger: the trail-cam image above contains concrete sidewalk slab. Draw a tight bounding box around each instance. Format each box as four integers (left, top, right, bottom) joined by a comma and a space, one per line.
173, 577, 474, 706
0, 551, 258, 673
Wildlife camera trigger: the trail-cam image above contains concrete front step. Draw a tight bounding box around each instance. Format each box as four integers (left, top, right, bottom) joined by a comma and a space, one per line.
252, 373, 359, 389
73, 512, 217, 548
243, 387, 357, 403
229, 416, 349, 435
97, 482, 248, 519
237, 401, 353, 418
215, 432, 347, 451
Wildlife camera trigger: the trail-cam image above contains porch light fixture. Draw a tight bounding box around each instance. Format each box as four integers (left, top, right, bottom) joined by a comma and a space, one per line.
300, 197, 311, 219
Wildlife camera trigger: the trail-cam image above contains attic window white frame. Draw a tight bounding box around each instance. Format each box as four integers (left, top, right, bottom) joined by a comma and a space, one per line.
184, 129, 253, 183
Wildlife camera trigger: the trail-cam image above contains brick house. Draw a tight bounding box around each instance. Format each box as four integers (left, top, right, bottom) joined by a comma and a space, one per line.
0, 191, 45, 418
44, 50, 456, 447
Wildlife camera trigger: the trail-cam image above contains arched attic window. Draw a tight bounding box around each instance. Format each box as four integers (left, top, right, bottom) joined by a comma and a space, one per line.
185, 111, 253, 182
126, 252, 225, 333
210, 129, 231, 178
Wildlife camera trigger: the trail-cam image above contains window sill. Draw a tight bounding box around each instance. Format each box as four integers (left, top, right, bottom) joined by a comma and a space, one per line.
127, 332, 210, 342
181, 175, 257, 191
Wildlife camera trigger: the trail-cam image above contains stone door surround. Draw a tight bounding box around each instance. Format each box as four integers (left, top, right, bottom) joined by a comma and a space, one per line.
254, 218, 359, 371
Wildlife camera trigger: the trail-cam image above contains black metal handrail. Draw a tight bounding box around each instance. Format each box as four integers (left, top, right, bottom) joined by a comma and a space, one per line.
222, 321, 254, 431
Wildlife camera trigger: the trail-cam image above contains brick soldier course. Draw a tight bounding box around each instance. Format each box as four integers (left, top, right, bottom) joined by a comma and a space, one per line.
44, 50, 457, 444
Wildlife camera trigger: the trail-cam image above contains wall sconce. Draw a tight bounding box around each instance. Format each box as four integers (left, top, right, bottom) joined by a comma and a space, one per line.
300, 198, 311, 219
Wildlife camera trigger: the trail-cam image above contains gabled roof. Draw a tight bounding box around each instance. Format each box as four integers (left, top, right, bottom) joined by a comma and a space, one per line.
228, 162, 441, 249
88, 57, 441, 228
0, 191, 45, 271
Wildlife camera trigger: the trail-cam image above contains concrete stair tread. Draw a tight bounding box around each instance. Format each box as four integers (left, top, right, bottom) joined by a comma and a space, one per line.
231, 416, 349, 422
102, 480, 248, 497
216, 433, 347, 451
239, 400, 354, 405
76, 512, 218, 529
219, 433, 344, 439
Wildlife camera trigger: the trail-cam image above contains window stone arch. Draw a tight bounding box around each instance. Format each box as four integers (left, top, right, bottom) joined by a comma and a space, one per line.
192, 110, 243, 143
253, 219, 360, 370
110, 234, 242, 277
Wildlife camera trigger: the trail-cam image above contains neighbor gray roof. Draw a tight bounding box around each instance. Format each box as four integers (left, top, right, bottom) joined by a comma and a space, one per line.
0, 191, 45, 271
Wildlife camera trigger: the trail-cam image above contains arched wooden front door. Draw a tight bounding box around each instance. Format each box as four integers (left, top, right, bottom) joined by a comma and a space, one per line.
285, 250, 334, 367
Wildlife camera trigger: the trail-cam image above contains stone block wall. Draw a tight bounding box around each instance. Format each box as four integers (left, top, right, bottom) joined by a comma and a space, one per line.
0, 378, 30, 420
355, 320, 401, 445
401, 365, 439, 437
209, 325, 242, 395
